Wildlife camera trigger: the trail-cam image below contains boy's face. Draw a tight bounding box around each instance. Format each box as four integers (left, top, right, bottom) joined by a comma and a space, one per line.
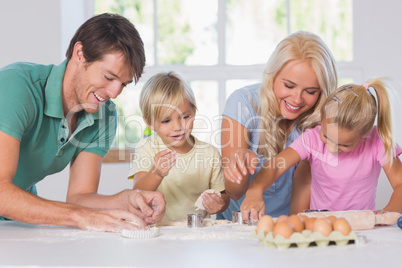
320, 120, 361, 154
148, 99, 195, 154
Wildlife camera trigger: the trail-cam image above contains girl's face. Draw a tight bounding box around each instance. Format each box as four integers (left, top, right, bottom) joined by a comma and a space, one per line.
273, 60, 321, 121
320, 120, 361, 154
149, 99, 195, 154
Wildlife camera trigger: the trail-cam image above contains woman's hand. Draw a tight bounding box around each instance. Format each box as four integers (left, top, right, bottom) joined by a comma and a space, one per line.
240, 190, 265, 223
223, 149, 258, 184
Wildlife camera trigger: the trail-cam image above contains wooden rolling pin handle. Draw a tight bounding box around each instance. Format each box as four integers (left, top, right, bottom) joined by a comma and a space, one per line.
375, 212, 401, 225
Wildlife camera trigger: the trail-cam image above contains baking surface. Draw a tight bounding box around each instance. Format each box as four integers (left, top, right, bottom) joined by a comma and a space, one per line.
0, 221, 401, 267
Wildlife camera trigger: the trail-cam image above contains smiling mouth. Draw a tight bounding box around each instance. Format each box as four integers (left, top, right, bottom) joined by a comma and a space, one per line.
284, 100, 301, 111
171, 134, 185, 140
94, 92, 106, 102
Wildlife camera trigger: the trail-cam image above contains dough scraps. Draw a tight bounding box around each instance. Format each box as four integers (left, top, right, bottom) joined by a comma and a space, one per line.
194, 189, 221, 210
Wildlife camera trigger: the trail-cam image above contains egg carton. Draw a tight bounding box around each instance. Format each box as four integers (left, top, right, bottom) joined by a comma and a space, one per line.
253, 229, 357, 249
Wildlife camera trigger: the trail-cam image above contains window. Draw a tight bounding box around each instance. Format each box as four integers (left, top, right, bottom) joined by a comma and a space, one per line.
95, 0, 353, 162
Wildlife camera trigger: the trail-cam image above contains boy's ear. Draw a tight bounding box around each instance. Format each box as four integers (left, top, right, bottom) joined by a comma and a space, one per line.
144, 119, 154, 131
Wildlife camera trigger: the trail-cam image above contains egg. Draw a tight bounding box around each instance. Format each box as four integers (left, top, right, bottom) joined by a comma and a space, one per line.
312, 218, 333, 237
276, 215, 288, 222
326, 215, 337, 224
273, 221, 294, 239
299, 214, 308, 223
287, 215, 304, 232
333, 217, 352, 235
305, 217, 317, 230
256, 215, 275, 234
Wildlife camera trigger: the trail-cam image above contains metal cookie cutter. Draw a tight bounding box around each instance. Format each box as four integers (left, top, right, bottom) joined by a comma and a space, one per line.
232, 211, 257, 225
232, 211, 245, 225
187, 213, 204, 228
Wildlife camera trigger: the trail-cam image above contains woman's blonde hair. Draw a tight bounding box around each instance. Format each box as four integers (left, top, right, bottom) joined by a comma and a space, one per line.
257, 31, 338, 158
322, 78, 394, 164
140, 71, 197, 125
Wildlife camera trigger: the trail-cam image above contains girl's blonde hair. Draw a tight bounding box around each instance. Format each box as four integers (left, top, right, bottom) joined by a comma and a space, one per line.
257, 31, 338, 158
140, 71, 197, 125
321, 78, 394, 164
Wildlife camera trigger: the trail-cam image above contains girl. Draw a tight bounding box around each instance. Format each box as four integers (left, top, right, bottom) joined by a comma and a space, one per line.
219, 31, 338, 220
240, 79, 402, 220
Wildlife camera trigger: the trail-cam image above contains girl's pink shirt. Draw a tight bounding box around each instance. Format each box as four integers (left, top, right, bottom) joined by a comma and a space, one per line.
290, 126, 402, 211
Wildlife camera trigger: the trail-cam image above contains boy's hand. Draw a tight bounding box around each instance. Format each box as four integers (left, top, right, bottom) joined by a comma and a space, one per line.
152, 149, 177, 177
202, 193, 226, 214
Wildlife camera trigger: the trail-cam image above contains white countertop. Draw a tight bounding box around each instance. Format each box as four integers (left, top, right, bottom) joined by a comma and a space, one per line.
0, 221, 401, 268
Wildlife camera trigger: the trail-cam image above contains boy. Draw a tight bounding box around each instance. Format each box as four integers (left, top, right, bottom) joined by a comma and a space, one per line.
128, 71, 229, 220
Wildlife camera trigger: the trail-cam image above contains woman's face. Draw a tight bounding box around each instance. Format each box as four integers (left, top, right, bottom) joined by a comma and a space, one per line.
273, 60, 321, 121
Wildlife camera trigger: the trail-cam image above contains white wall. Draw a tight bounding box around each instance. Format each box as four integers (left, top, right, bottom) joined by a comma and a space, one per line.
1, 0, 402, 209
0, 0, 61, 66
353, 0, 402, 209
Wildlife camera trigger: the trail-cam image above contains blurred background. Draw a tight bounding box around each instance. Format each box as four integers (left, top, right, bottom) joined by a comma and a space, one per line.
1, 0, 401, 210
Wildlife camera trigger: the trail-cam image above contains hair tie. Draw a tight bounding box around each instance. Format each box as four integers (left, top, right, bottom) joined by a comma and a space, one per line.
362, 82, 369, 90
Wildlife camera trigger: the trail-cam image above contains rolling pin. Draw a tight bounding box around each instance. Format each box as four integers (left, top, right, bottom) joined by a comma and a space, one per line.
298, 210, 401, 230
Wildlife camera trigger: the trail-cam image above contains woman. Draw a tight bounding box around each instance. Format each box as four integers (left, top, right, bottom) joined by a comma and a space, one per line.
219, 31, 338, 222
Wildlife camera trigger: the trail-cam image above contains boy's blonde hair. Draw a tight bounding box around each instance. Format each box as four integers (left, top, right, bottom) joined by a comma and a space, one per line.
322, 78, 394, 164
257, 31, 338, 158
140, 71, 197, 125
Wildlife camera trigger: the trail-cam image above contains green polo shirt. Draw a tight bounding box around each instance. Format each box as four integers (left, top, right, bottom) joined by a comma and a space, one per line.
0, 61, 117, 204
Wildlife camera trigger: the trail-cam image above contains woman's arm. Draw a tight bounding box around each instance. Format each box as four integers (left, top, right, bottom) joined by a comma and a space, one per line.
289, 160, 311, 215
221, 116, 257, 200
382, 156, 402, 213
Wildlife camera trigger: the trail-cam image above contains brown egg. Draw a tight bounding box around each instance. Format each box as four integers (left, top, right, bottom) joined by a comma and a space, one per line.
326, 215, 337, 224
305, 217, 317, 230
312, 218, 333, 237
287, 215, 304, 232
299, 214, 308, 223
273, 221, 294, 239
276, 215, 288, 222
256, 215, 275, 234
333, 217, 352, 235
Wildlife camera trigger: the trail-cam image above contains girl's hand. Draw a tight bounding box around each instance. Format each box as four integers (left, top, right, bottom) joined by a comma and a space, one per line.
202, 193, 226, 214
152, 149, 177, 177
223, 149, 258, 184
240, 192, 265, 223
373, 209, 389, 226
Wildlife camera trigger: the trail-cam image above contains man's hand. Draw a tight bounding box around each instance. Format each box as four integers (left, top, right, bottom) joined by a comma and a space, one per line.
76, 208, 147, 232
126, 189, 166, 224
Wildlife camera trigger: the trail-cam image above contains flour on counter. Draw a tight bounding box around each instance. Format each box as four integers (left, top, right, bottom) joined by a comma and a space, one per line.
157, 223, 256, 240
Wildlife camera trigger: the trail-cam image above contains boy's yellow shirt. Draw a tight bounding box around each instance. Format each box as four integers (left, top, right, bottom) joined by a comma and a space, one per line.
128, 134, 225, 220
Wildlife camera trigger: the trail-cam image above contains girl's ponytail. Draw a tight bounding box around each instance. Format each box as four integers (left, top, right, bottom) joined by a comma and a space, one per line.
365, 78, 394, 164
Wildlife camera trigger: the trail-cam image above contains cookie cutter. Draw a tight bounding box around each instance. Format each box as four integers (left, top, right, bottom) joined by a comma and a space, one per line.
187, 213, 204, 228
232, 211, 257, 225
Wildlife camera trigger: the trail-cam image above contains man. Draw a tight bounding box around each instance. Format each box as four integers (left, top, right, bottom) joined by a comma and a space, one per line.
0, 13, 165, 232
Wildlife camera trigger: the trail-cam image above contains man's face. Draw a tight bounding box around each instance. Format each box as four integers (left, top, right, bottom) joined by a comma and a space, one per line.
66, 51, 133, 114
